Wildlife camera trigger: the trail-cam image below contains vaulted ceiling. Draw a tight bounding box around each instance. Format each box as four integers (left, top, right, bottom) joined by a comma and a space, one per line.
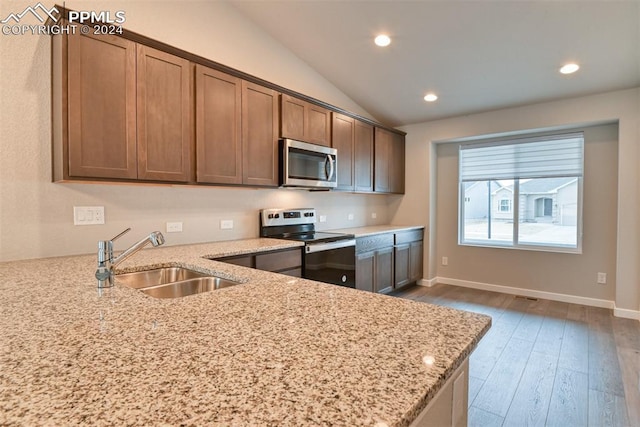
230, 1, 640, 126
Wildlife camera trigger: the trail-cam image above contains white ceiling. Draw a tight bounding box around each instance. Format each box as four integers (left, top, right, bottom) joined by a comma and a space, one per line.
230, 0, 640, 127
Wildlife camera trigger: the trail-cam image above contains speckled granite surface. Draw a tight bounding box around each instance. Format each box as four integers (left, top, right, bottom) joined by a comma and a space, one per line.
328, 225, 425, 238
0, 237, 489, 426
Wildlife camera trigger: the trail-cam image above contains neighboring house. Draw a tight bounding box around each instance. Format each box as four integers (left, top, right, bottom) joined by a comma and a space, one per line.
463, 181, 513, 220
463, 178, 578, 225
519, 177, 578, 225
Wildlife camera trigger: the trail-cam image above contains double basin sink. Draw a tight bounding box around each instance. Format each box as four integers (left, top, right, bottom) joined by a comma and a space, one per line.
116, 267, 238, 299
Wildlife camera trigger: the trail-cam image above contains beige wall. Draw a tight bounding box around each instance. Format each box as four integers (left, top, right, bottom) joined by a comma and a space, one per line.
0, 1, 389, 261
435, 124, 618, 302
394, 88, 640, 312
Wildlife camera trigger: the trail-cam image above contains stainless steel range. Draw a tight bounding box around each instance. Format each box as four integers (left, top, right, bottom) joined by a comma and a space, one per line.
259, 208, 356, 288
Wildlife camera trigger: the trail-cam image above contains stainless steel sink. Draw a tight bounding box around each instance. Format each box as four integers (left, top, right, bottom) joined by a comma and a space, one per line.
116, 267, 238, 298
139, 277, 238, 299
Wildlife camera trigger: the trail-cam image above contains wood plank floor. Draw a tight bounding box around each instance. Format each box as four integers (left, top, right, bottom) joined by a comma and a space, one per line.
391, 284, 640, 427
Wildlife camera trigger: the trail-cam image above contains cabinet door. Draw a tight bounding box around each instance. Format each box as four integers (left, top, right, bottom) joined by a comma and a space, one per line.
280, 94, 331, 146
306, 103, 331, 146
390, 132, 405, 193
354, 120, 374, 192
280, 94, 306, 141
375, 247, 394, 293
374, 128, 405, 194
409, 241, 424, 283
242, 82, 279, 186
374, 127, 392, 192
332, 113, 355, 190
67, 33, 137, 179
137, 45, 192, 182
195, 65, 242, 184
394, 243, 411, 288
356, 251, 375, 292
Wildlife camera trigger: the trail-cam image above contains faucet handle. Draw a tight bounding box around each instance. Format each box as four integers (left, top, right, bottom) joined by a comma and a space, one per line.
110, 227, 131, 242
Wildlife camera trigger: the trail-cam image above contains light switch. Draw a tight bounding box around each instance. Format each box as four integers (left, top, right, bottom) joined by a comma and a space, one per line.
220, 220, 234, 230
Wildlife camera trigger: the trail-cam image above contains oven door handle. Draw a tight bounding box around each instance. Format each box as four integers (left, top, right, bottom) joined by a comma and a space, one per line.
305, 239, 355, 254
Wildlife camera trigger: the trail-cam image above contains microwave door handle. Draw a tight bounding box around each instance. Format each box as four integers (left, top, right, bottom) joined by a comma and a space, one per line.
325, 155, 335, 181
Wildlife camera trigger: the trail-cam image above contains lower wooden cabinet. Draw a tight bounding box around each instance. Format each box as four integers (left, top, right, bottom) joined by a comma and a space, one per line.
356, 233, 395, 294
213, 247, 302, 277
356, 229, 424, 293
394, 229, 424, 290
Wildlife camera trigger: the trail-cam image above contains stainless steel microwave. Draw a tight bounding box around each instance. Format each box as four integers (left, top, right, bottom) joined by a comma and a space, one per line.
280, 139, 337, 189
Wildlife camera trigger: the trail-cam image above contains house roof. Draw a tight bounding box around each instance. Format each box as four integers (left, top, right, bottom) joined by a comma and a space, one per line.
519, 177, 577, 194
464, 180, 505, 193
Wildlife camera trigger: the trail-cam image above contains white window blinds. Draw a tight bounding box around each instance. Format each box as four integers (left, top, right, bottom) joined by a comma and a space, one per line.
459, 133, 584, 182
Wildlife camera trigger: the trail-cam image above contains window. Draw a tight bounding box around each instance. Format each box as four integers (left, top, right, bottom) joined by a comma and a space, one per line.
459, 133, 583, 252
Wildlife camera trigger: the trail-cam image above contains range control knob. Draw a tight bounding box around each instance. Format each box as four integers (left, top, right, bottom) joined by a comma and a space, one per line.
268, 214, 274, 219
275, 214, 280, 218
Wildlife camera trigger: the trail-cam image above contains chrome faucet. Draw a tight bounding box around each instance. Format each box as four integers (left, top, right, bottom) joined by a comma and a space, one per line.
95, 228, 165, 288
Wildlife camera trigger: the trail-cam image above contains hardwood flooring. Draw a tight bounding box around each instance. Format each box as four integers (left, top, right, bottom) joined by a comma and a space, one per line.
391, 284, 640, 427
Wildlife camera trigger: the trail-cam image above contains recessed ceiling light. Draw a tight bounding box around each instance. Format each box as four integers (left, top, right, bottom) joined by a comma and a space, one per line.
374, 34, 391, 47
560, 63, 580, 74
424, 93, 438, 102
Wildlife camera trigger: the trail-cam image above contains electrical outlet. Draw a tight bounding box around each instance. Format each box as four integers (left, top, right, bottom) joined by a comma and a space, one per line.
442, 256, 448, 266
73, 206, 105, 225
348, 213, 354, 221
597, 272, 607, 284
220, 220, 234, 230
166, 222, 183, 233
371, 212, 377, 219
319, 215, 327, 223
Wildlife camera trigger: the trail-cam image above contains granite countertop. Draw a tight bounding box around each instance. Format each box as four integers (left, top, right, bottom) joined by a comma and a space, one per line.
327, 225, 425, 238
0, 237, 489, 426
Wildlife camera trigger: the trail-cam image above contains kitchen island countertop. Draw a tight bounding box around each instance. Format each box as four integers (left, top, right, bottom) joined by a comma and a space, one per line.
0, 237, 489, 426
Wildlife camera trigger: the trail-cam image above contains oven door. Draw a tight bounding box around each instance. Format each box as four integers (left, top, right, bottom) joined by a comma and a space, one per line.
304, 239, 356, 288
281, 139, 337, 188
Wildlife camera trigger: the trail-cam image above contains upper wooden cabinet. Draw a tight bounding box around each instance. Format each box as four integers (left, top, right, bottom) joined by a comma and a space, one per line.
137, 45, 192, 182
195, 65, 242, 184
331, 113, 355, 190
195, 65, 279, 187
59, 32, 192, 182
242, 81, 280, 187
354, 120, 374, 192
65, 32, 137, 180
280, 94, 331, 146
374, 127, 405, 194
53, 28, 404, 192
332, 113, 374, 192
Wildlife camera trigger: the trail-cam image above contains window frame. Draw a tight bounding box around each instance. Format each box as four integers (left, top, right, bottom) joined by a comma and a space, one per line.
498, 198, 512, 213
457, 134, 584, 254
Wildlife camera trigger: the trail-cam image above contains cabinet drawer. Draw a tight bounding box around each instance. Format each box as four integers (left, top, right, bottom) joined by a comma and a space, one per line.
356, 233, 394, 254
255, 248, 302, 272
395, 229, 424, 245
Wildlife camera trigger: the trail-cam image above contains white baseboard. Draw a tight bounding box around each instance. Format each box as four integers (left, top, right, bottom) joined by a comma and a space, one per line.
418, 278, 437, 287
414, 276, 640, 321
613, 306, 640, 320
432, 276, 616, 309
